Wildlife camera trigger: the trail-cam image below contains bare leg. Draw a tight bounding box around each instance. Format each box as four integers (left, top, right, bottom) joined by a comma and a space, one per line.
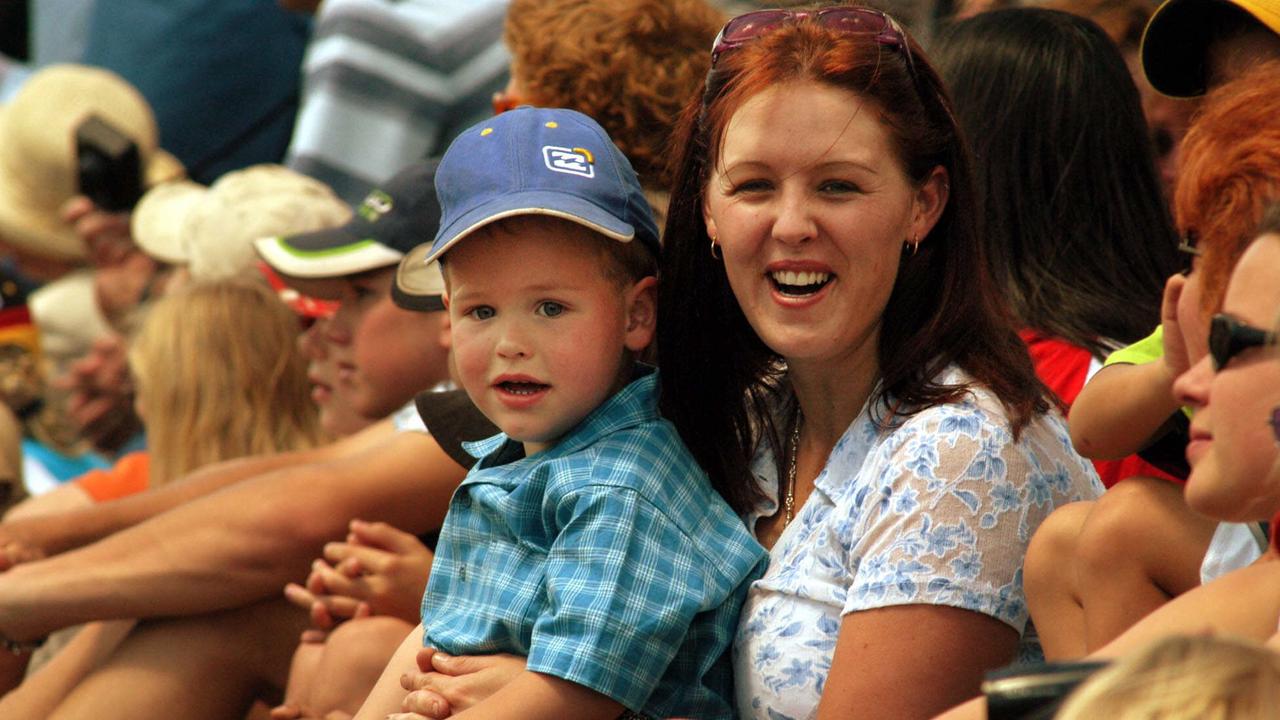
304, 617, 415, 717
1024, 501, 1093, 659
48, 598, 307, 720
1075, 476, 1216, 651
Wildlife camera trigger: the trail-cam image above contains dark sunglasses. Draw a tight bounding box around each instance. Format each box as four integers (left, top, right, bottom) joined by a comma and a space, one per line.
709, 7, 915, 74
1209, 313, 1276, 370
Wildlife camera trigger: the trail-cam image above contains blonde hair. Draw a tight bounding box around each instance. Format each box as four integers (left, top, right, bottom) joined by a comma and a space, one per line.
1057, 635, 1280, 719
128, 280, 321, 485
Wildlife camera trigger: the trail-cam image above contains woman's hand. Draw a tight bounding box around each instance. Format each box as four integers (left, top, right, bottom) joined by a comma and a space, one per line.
398, 648, 527, 718
285, 520, 432, 632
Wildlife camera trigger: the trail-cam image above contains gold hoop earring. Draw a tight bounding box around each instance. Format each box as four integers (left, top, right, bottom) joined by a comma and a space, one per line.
904, 234, 919, 257
710, 237, 722, 260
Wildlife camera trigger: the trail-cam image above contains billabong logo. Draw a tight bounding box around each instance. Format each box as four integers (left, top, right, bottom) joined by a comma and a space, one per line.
542, 146, 595, 178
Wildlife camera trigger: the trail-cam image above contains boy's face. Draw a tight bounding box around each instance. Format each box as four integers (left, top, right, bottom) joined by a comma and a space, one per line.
324, 267, 452, 420
444, 221, 656, 456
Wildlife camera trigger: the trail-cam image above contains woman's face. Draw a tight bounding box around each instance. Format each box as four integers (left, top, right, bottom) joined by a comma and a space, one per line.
702, 81, 945, 373
1174, 233, 1280, 522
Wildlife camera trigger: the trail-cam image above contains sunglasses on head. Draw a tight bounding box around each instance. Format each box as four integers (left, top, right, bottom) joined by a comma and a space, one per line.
1208, 313, 1276, 370
709, 7, 916, 75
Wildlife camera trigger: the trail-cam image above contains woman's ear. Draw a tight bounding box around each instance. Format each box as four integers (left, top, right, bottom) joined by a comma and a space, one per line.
624, 276, 659, 352
702, 198, 719, 246
911, 166, 949, 246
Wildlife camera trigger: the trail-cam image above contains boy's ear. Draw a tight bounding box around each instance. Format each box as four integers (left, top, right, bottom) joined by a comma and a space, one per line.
436, 312, 452, 350
441, 291, 450, 310
623, 276, 658, 353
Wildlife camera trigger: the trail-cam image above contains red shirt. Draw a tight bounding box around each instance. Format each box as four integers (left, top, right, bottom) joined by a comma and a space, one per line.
1020, 330, 1181, 488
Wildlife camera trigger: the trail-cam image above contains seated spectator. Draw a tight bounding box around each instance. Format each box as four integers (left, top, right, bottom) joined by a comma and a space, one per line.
662, 8, 1102, 719
354, 105, 767, 720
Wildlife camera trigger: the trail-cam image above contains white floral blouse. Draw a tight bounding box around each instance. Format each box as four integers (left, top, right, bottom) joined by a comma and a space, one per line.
734, 367, 1103, 720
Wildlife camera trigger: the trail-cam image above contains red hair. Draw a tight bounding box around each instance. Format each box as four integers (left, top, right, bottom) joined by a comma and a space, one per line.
1175, 60, 1280, 312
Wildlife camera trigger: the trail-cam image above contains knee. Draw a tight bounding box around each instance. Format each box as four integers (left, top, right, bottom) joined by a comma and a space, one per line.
319, 616, 414, 679
1076, 477, 1178, 573
1025, 501, 1093, 596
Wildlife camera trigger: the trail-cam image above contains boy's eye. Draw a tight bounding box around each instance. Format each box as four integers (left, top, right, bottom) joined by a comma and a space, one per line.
536, 301, 565, 318
468, 306, 495, 320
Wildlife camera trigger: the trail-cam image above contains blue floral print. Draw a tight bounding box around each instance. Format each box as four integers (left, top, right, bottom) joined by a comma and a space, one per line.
734, 367, 1103, 720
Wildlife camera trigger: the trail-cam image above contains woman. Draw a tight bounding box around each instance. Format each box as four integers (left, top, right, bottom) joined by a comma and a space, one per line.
657, 7, 1101, 718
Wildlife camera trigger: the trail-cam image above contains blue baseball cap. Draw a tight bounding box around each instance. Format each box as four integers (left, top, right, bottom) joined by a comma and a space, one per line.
420, 106, 660, 264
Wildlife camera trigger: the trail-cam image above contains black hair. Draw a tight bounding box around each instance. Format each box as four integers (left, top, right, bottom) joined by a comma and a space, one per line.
932, 7, 1181, 358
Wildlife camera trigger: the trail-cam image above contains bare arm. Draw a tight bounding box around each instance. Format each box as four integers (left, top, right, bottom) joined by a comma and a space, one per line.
1069, 275, 1190, 460
0, 419, 396, 561
1068, 362, 1180, 460
0, 429, 464, 639
816, 605, 1018, 720
931, 560, 1280, 720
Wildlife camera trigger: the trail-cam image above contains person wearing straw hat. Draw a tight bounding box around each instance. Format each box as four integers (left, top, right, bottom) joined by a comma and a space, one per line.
0, 64, 183, 277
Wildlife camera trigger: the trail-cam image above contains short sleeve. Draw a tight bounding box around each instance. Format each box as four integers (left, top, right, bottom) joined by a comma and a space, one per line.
525, 485, 714, 711
841, 402, 1092, 632
1104, 326, 1164, 367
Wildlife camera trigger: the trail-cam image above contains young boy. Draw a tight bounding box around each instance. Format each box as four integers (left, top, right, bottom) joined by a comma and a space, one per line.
355, 107, 767, 720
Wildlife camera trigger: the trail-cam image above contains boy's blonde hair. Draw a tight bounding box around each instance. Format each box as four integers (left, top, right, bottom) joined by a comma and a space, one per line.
1057, 635, 1280, 720
128, 279, 322, 485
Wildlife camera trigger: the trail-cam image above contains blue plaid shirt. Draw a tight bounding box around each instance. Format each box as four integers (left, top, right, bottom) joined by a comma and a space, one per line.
421, 371, 768, 718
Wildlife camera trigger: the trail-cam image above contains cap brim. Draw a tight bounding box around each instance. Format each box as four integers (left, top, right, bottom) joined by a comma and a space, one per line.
425, 191, 638, 264
392, 242, 446, 313
1141, 0, 1280, 97
254, 226, 404, 279
1141, 0, 1219, 97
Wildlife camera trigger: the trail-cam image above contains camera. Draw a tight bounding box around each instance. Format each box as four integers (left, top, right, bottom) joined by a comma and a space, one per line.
75, 115, 143, 212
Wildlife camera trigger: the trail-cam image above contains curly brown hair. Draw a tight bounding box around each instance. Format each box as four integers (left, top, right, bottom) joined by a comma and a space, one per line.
504, 0, 724, 191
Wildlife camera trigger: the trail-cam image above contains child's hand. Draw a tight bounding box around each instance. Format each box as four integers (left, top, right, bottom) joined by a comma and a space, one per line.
319, 520, 433, 622
400, 647, 526, 717
1160, 274, 1192, 380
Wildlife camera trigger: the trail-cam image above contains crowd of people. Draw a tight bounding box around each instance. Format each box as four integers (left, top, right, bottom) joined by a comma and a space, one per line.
0, 0, 1277, 718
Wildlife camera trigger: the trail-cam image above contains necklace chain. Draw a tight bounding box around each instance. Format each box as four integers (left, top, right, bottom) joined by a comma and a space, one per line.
783, 407, 802, 526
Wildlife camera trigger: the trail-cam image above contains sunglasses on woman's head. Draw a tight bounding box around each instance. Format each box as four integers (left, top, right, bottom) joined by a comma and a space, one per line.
709, 7, 915, 75
1208, 314, 1276, 370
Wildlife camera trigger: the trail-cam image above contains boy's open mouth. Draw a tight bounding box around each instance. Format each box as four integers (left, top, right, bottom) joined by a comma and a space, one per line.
770, 269, 832, 297
497, 380, 549, 396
